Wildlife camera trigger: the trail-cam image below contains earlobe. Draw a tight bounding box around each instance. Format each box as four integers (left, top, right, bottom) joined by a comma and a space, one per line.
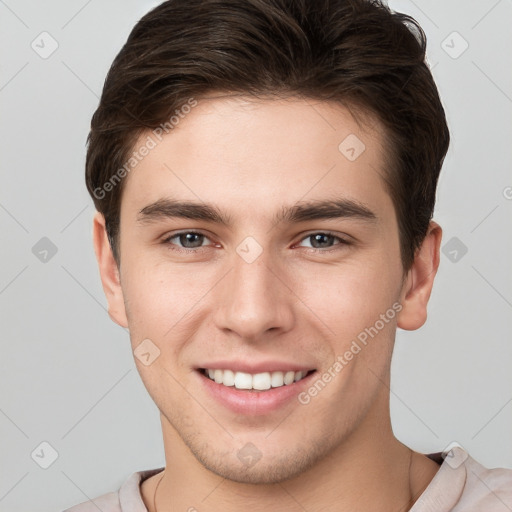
92, 211, 129, 328
397, 221, 442, 331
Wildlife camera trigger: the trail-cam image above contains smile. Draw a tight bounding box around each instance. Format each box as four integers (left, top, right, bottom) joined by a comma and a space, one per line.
200, 368, 316, 391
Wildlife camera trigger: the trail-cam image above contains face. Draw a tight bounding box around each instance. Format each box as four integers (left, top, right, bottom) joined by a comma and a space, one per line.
94, 95, 438, 484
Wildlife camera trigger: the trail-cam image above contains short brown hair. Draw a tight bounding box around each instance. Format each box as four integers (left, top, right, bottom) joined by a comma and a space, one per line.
85, 0, 450, 270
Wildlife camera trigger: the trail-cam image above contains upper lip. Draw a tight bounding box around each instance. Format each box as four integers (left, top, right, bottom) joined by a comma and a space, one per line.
196, 361, 316, 374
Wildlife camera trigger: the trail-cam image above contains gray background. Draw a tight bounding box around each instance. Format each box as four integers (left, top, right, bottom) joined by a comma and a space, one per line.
0, 1, 511, 510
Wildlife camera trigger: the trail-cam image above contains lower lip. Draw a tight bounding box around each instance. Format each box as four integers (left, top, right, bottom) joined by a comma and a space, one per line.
196, 369, 317, 416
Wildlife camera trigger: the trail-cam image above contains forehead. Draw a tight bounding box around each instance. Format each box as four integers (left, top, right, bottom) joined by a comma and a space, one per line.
120, 95, 392, 222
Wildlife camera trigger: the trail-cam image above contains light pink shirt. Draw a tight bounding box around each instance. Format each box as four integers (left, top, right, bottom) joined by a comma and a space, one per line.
63, 447, 512, 511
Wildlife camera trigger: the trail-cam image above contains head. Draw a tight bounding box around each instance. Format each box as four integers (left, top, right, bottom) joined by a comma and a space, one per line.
89, 0, 449, 485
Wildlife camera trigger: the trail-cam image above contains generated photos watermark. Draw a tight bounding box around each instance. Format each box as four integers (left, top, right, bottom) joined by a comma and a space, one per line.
298, 301, 403, 405
93, 97, 198, 200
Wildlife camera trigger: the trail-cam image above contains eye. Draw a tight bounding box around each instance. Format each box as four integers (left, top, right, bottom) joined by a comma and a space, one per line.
161, 230, 350, 254
297, 232, 350, 251
162, 231, 213, 251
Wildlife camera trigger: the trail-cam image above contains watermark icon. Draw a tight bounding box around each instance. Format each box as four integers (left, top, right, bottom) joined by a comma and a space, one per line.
237, 442, 262, 468
32, 237, 58, 263
503, 186, 512, 200
31, 441, 59, 469
93, 97, 198, 200
31, 32, 59, 59
442, 236, 468, 263
134, 338, 161, 366
236, 236, 263, 263
338, 134, 366, 161
298, 302, 402, 405
441, 31, 469, 59
442, 441, 468, 469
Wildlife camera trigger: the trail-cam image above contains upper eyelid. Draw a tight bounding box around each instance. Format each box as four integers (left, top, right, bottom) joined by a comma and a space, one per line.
295, 232, 351, 248
163, 230, 214, 242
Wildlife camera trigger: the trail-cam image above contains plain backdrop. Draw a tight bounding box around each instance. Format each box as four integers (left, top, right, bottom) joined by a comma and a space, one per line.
0, 1, 511, 511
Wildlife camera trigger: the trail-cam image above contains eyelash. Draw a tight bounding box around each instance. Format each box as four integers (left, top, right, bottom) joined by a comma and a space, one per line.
161, 230, 351, 254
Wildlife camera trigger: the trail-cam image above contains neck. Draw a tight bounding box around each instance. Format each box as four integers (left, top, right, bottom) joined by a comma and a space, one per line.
143, 398, 438, 512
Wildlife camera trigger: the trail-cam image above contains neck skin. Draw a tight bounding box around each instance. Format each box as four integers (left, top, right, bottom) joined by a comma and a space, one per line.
141, 385, 440, 512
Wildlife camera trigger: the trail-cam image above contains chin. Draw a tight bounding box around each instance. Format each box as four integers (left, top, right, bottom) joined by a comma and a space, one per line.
187, 438, 332, 485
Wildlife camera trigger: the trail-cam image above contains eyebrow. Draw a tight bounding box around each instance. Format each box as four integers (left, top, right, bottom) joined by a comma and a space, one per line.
136, 197, 377, 227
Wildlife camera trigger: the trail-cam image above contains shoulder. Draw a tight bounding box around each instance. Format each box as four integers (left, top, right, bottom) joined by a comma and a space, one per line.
63, 490, 121, 512
62, 467, 164, 512
454, 451, 512, 511
413, 447, 512, 511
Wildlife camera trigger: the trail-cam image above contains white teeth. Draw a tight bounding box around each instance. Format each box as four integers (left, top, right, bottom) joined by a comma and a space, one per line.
271, 371, 284, 387
202, 368, 312, 390
234, 371, 252, 389
252, 372, 271, 390
222, 369, 235, 386
284, 371, 295, 385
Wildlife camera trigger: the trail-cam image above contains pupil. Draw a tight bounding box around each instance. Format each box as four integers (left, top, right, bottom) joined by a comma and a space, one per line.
312, 233, 332, 248
181, 233, 203, 248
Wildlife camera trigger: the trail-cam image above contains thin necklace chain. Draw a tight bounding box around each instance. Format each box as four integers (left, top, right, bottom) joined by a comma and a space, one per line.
153, 470, 165, 512
153, 449, 414, 511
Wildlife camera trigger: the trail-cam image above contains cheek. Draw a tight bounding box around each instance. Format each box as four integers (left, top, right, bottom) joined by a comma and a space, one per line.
121, 258, 206, 341
121, 262, 204, 396
293, 259, 401, 334
303, 264, 400, 408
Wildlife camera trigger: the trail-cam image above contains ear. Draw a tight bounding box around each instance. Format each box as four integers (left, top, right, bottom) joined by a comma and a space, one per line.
397, 221, 442, 331
92, 211, 128, 328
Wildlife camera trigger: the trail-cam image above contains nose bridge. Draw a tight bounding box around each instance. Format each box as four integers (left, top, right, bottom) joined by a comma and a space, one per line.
214, 243, 294, 339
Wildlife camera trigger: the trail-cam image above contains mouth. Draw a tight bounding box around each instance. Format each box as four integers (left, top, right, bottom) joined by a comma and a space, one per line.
197, 368, 317, 391
194, 363, 318, 415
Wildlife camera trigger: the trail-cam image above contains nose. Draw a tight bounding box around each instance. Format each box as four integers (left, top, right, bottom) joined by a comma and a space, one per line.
213, 245, 295, 341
